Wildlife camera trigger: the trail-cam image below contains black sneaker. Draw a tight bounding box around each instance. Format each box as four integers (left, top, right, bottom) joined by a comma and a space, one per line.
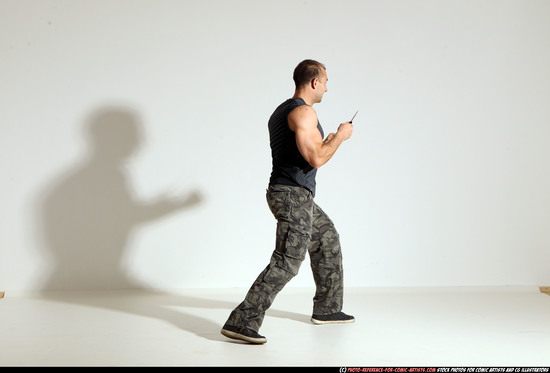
311, 312, 355, 325
220, 324, 267, 344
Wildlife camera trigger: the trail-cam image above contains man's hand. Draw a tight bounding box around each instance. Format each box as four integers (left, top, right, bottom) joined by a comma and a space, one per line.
337, 121, 353, 141
325, 122, 353, 144
323, 133, 336, 144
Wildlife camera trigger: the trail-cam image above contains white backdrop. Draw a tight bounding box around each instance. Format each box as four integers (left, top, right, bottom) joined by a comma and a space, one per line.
1, 0, 549, 291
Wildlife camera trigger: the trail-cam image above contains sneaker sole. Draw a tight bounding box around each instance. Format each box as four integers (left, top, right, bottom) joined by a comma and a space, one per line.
220, 329, 267, 344
310, 317, 355, 325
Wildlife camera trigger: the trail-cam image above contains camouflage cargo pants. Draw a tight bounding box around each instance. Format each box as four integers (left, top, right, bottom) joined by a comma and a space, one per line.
224, 184, 344, 332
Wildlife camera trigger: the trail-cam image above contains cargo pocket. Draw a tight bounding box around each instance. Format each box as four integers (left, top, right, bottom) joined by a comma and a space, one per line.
266, 190, 291, 221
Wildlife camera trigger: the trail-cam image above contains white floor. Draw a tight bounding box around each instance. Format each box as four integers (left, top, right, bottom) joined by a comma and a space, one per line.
1, 287, 550, 367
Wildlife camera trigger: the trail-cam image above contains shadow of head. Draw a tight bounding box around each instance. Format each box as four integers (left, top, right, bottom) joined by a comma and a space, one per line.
86, 108, 142, 162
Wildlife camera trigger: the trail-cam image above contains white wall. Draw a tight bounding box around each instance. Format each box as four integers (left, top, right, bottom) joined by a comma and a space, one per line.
1, 0, 549, 291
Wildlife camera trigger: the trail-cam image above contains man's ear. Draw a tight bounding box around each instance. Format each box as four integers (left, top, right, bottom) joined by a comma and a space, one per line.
310, 77, 318, 90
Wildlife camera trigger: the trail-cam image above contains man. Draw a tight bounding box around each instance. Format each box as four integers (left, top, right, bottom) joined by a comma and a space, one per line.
221, 59, 354, 344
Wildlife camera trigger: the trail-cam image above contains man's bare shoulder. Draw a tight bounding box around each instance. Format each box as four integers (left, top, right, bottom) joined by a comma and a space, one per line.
288, 104, 317, 131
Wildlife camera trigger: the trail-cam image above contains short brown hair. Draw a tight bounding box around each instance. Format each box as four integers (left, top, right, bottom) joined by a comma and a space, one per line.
293, 59, 326, 88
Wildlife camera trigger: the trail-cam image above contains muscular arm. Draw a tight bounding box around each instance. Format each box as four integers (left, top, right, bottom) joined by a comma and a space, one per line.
288, 105, 353, 169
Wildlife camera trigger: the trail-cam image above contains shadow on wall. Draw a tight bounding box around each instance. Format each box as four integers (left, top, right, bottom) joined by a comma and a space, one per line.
40, 107, 203, 291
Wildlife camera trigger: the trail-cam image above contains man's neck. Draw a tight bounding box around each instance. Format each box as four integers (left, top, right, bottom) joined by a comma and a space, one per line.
292, 89, 315, 106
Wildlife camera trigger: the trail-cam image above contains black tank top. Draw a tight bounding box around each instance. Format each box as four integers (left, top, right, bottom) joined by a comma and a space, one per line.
268, 97, 324, 196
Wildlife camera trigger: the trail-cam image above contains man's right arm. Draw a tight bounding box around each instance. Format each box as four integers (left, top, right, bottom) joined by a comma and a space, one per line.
288, 105, 353, 169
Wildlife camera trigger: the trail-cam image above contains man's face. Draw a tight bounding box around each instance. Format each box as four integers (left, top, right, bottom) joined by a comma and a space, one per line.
314, 69, 328, 103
